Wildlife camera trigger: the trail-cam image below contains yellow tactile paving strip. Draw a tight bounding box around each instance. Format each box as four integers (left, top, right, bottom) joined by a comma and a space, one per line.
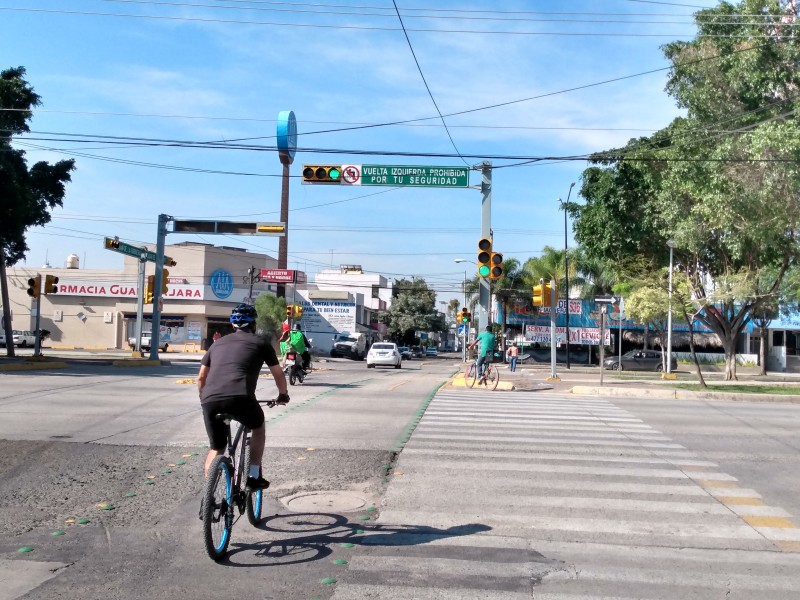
694, 477, 800, 550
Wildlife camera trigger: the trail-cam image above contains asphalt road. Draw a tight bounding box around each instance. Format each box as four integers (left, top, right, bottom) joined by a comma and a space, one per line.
0, 355, 460, 600
4, 355, 800, 598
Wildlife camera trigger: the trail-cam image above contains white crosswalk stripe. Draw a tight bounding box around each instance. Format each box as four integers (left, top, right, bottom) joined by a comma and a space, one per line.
332, 390, 800, 599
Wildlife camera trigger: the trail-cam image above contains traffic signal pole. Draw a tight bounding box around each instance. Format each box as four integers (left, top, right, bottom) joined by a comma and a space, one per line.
478, 161, 492, 332
277, 162, 290, 299
33, 292, 42, 358
149, 213, 170, 361
134, 254, 146, 354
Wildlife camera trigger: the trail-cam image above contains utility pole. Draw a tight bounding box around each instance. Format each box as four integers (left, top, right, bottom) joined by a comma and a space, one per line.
245, 265, 261, 301
478, 161, 492, 332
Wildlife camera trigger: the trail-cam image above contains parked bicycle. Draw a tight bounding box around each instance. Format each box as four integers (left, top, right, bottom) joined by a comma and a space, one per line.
201, 398, 285, 561
464, 356, 500, 390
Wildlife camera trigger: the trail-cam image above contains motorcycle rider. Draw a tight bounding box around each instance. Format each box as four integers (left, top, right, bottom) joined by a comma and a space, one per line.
278, 322, 312, 372
289, 323, 312, 372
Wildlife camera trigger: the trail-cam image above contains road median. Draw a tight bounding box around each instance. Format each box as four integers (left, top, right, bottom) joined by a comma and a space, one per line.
570, 385, 800, 403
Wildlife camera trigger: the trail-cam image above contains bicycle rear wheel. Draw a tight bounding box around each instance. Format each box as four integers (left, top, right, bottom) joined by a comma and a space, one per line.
484, 365, 500, 391
465, 362, 478, 388
202, 456, 233, 561
243, 438, 263, 525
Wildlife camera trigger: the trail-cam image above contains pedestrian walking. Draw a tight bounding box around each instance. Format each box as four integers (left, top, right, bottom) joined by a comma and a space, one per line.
507, 343, 519, 372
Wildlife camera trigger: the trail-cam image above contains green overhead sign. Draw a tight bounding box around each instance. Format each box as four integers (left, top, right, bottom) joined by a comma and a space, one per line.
340, 165, 470, 188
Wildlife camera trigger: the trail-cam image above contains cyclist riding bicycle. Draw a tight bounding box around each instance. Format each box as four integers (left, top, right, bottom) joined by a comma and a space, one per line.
197, 303, 289, 489
467, 325, 496, 378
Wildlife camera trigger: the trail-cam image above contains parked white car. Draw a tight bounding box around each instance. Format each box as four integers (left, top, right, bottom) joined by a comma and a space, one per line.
12, 330, 36, 348
366, 342, 402, 369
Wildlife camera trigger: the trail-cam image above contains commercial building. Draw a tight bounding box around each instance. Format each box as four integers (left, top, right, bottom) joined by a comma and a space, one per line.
3, 250, 395, 354
4, 243, 278, 351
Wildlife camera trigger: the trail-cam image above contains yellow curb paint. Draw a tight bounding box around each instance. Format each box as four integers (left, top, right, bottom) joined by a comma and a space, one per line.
112, 359, 163, 367
0, 361, 69, 372
306, 448, 316, 451
774, 541, 800, 553
168, 464, 177, 467
297, 456, 308, 460
697, 480, 738, 488
718, 497, 764, 506
743, 516, 798, 528
176, 378, 196, 384
182, 454, 193, 458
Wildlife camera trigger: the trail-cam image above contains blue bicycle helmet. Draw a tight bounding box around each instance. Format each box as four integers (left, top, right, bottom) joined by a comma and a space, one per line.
230, 303, 257, 328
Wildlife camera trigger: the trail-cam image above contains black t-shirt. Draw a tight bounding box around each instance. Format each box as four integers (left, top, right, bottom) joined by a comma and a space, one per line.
200, 329, 279, 404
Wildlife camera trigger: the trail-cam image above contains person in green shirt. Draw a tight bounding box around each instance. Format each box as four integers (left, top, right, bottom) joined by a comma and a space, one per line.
468, 325, 496, 377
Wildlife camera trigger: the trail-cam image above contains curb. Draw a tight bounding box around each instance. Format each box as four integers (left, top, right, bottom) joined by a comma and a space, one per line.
0, 361, 69, 372
570, 385, 800, 403
450, 373, 515, 391
111, 359, 165, 367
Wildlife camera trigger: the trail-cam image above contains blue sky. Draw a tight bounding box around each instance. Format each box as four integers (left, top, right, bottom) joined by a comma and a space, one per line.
3, 0, 718, 304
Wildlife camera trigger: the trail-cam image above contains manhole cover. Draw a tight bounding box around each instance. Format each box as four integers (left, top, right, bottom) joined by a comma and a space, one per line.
282, 491, 367, 513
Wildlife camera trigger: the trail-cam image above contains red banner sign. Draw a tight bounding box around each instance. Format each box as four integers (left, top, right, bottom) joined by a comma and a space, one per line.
260, 269, 296, 283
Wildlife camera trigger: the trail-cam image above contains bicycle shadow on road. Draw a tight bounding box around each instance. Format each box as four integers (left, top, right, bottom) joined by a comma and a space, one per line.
222, 511, 492, 568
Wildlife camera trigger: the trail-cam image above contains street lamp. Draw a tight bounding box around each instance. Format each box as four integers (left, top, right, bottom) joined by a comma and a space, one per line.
666, 239, 676, 377
559, 182, 576, 369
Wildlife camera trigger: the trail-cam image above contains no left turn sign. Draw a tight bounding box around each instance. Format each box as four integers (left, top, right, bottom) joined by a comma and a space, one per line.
342, 165, 361, 185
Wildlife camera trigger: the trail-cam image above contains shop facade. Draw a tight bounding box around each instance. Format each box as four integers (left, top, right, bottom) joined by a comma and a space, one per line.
4, 242, 278, 350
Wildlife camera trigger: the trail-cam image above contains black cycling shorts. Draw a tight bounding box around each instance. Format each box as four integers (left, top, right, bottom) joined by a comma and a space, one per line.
202, 397, 265, 451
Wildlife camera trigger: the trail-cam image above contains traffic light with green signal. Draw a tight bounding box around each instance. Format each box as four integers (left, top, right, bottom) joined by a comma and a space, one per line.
302, 165, 342, 184
145, 275, 155, 304
27, 275, 41, 299
44, 275, 59, 295
459, 307, 471, 324
477, 238, 492, 278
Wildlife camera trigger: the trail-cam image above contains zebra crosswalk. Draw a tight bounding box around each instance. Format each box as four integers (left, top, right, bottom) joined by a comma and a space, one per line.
331, 389, 800, 599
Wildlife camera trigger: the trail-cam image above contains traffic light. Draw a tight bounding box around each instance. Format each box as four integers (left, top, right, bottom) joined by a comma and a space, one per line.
532, 278, 556, 307
161, 269, 169, 295
27, 275, 41, 299
165, 257, 177, 267
293, 305, 304, 319
545, 281, 557, 306
104, 237, 120, 250
489, 252, 503, 280
43, 275, 59, 295
532, 282, 544, 307
145, 275, 155, 304
286, 305, 293, 319
302, 165, 342, 184
477, 238, 492, 278
459, 307, 471, 324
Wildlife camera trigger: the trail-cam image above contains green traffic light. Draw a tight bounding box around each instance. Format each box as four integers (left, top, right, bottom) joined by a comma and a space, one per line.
329, 167, 341, 180
478, 265, 490, 277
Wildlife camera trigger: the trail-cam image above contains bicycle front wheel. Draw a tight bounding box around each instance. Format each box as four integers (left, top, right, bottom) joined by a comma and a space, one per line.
465, 362, 477, 388
202, 456, 233, 561
243, 438, 263, 525
484, 365, 500, 391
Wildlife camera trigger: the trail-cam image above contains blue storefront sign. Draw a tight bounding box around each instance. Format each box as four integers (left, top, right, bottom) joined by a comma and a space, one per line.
209, 269, 234, 299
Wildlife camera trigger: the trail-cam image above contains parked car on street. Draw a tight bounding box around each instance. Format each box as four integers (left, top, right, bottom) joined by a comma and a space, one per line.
12, 330, 36, 348
397, 346, 412, 360
410, 345, 425, 359
603, 349, 677, 372
425, 347, 438, 357
366, 342, 402, 369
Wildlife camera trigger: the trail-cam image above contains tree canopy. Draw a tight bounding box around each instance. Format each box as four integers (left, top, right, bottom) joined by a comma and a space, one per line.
381, 278, 445, 344
569, 1, 800, 379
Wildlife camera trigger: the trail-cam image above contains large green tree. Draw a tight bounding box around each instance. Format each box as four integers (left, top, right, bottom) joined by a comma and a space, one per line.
571, 1, 800, 380
1, 66, 76, 356
381, 278, 445, 344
